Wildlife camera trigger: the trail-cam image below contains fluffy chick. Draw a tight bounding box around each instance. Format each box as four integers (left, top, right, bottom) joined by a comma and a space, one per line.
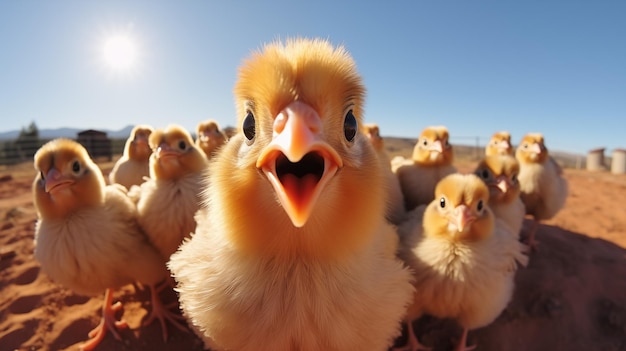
394, 126, 457, 210
33, 139, 168, 350
169, 38, 414, 351
109, 125, 154, 189
363, 123, 406, 225
515, 133, 568, 248
136, 124, 209, 260
474, 154, 526, 237
195, 119, 228, 159
395, 174, 528, 351
485, 131, 514, 156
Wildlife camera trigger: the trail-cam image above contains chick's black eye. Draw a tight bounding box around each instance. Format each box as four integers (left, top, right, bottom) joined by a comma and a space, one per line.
477, 200, 484, 212
243, 111, 256, 141
422, 139, 428, 146
481, 169, 489, 179
344, 110, 357, 142
72, 161, 80, 173
439, 197, 446, 208
178, 141, 187, 150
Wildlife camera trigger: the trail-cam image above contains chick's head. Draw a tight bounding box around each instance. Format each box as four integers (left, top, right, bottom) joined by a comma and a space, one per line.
127, 124, 154, 161
195, 119, 227, 158
424, 173, 494, 242
412, 126, 453, 166
486, 131, 513, 156
33, 138, 106, 220
475, 155, 521, 204
516, 133, 548, 164
215, 38, 384, 258
149, 125, 208, 180
363, 123, 384, 151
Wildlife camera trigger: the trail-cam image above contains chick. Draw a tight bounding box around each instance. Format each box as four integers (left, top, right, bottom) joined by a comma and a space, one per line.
394, 126, 457, 210
395, 174, 528, 351
363, 123, 406, 225
474, 154, 525, 237
109, 125, 154, 189
195, 119, 228, 159
32, 139, 168, 350
485, 131, 514, 156
136, 124, 209, 260
515, 133, 568, 248
169, 38, 414, 351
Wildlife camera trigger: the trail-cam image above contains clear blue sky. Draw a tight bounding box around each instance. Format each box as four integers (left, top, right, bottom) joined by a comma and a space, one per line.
1, 1, 624, 155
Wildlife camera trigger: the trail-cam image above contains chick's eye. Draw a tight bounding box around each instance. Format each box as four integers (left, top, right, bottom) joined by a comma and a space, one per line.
344, 110, 357, 142
422, 139, 428, 146
439, 197, 446, 208
481, 169, 489, 179
477, 199, 484, 212
178, 140, 187, 150
243, 111, 256, 141
71, 161, 81, 174
511, 174, 518, 182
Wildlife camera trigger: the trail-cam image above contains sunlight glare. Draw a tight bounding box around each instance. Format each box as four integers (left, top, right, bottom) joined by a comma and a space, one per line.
102, 35, 138, 72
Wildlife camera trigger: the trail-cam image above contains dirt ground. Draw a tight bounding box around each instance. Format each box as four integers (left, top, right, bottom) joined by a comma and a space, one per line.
1, 153, 625, 351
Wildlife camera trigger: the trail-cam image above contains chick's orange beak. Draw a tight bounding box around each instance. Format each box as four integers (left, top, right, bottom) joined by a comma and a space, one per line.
495, 175, 510, 193
155, 143, 180, 159
44, 168, 74, 193
454, 204, 475, 233
430, 140, 443, 153
257, 101, 343, 228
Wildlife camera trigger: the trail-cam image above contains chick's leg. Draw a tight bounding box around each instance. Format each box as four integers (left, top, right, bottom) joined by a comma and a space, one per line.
392, 321, 431, 351
143, 281, 190, 341
80, 288, 128, 351
453, 328, 476, 351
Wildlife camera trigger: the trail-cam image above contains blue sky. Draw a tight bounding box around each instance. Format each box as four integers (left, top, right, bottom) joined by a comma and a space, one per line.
1, 1, 624, 155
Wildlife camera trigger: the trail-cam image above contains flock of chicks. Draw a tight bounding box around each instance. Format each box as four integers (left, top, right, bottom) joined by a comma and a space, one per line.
30, 38, 568, 351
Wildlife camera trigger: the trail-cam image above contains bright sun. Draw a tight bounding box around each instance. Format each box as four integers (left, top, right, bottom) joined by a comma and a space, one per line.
102, 34, 138, 72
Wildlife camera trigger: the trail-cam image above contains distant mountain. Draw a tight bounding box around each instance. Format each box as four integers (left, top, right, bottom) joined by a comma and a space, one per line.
0, 125, 135, 140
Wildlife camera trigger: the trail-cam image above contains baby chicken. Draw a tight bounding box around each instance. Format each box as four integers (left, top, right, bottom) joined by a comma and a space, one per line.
485, 131, 514, 156
32, 139, 168, 350
515, 133, 568, 248
474, 154, 525, 237
394, 126, 457, 211
395, 174, 528, 351
363, 123, 406, 225
195, 119, 228, 159
109, 125, 153, 189
136, 124, 209, 260
169, 38, 414, 351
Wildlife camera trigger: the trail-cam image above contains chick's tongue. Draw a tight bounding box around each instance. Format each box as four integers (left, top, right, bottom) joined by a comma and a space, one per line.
280, 173, 319, 210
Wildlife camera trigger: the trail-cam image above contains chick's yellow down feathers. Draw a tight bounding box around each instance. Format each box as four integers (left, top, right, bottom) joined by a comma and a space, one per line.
394, 126, 457, 210
363, 123, 406, 225
395, 173, 528, 351
515, 133, 568, 248
33, 139, 167, 350
474, 154, 525, 237
109, 125, 154, 189
195, 119, 228, 159
169, 38, 413, 351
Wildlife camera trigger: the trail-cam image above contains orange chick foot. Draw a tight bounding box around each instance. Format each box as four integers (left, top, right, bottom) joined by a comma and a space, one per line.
143, 283, 190, 341
392, 322, 432, 351
453, 328, 476, 351
80, 289, 128, 351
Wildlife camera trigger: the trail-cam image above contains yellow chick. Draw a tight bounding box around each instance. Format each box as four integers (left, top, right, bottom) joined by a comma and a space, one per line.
32, 139, 168, 350
169, 38, 414, 351
132, 124, 209, 338
109, 125, 154, 189
474, 154, 526, 237
394, 126, 457, 211
195, 119, 228, 159
363, 123, 407, 225
395, 174, 528, 351
515, 133, 568, 249
485, 131, 514, 156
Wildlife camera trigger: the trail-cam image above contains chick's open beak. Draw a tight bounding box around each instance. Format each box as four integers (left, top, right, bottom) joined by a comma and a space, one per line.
257, 101, 343, 228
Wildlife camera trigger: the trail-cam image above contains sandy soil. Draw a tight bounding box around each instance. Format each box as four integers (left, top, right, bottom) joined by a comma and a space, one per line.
1, 156, 625, 351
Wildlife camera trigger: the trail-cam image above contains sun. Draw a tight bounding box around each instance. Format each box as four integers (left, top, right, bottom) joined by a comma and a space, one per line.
101, 34, 138, 72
